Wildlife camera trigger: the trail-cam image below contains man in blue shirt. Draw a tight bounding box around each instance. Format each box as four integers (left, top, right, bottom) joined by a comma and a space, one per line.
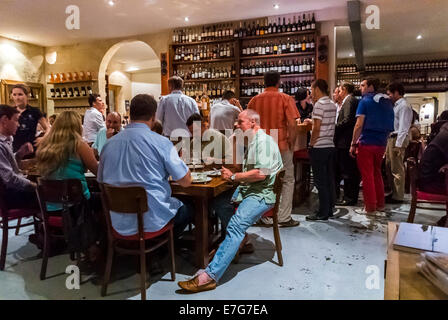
350, 78, 394, 215
98, 94, 193, 237
156, 76, 199, 138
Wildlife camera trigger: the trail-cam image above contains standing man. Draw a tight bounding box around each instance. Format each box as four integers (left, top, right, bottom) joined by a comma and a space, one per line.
83, 94, 106, 145
385, 82, 413, 204
92, 112, 122, 158
11, 84, 49, 153
333, 87, 343, 122
156, 76, 199, 138
305, 80, 337, 221
247, 71, 300, 227
209, 90, 242, 133
334, 82, 360, 206
350, 78, 394, 215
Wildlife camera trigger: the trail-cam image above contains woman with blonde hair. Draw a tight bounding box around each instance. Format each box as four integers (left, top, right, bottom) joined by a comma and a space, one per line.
36, 111, 100, 261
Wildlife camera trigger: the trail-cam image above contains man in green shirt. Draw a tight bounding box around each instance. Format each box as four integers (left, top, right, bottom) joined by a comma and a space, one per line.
178, 109, 283, 293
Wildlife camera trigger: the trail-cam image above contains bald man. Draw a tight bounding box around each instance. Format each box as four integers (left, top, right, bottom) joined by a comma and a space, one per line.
93, 112, 122, 158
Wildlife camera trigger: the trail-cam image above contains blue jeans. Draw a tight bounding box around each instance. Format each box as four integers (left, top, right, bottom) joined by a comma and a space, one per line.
205, 188, 273, 282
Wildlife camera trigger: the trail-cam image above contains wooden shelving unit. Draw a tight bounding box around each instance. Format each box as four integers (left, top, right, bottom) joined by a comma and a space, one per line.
169, 21, 319, 103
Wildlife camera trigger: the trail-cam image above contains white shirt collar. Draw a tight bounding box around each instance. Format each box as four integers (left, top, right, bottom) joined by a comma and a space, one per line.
395, 97, 407, 107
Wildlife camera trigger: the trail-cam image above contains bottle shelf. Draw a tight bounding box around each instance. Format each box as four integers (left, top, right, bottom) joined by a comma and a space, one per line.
184, 78, 236, 83
49, 96, 89, 100
172, 38, 236, 47
241, 73, 314, 80
240, 30, 316, 41
172, 58, 235, 65
240, 51, 315, 61
47, 79, 97, 85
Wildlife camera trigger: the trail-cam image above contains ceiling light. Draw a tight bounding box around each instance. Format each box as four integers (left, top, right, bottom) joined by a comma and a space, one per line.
127, 67, 139, 72
349, 53, 354, 57
184, 17, 189, 22
108, 0, 115, 6
416, 34, 423, 40
273, 4, 280, 9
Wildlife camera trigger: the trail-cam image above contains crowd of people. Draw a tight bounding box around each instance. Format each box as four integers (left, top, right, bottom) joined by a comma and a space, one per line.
1, 70, 447, 294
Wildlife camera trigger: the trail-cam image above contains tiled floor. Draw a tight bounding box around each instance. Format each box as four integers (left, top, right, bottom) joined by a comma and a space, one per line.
0, 192, 443, 300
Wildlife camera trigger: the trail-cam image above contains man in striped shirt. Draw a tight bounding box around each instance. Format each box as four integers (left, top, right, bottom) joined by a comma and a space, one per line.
305, 79, 337, 221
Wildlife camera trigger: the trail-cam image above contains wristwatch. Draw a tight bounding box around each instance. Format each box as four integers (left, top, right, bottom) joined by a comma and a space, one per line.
231, 174, 236, 182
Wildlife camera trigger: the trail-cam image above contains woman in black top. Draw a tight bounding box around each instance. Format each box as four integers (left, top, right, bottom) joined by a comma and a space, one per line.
295, 88, 313, 121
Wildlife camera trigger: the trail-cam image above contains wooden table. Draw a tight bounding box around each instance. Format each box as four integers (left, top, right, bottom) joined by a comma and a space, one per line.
384, 222, 448, 300
171, 176, 233, 268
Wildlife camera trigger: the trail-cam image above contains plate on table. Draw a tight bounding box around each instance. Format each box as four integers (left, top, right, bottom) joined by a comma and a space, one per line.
192, 177, 212, 184
204, 170, 221, 177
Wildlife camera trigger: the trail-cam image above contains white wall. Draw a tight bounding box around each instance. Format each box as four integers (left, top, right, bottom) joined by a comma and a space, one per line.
131, 70, 161, 101
107, 62, 132, 115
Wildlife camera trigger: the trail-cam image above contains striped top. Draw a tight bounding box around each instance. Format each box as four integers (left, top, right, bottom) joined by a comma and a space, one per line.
312, 96, 336, 148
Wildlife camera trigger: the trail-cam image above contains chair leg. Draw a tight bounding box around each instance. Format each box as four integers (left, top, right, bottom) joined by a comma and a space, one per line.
169, 229, 176, 281
40, 230, 50, 280
1, 219, 8, 271
272, 218, 283, 267
139, 242, 147, 300
15, 218, 22, 236
101, 243, 114, 297
407, 196, 418, 223
76, 251, 82, 284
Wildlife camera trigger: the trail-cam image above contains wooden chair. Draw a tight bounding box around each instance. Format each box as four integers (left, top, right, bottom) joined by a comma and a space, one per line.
35, 178, 85, 280
293, 149, 311, 207
0, 180, 40, 270
407, 158, 448, 226
99, 183, 176, 300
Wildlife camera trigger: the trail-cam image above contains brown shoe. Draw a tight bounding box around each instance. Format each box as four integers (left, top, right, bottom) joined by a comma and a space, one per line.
279, 218, 300, 227
178, 275, 217, 293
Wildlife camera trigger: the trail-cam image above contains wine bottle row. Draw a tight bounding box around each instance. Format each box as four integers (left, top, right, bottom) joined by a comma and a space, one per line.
185, 82, 235, 99
174, 44, 235, 62
240, 58, 315, 77
172, 12, 317, 44
241, 79, 313, 97
337, 64, 358, 73
242, 36, 315, 56
50, 86, 93, 98
174, 65, 237, 80
365, 59, 448, 72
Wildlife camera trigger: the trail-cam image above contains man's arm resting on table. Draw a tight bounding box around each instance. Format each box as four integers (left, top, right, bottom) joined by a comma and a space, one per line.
176, 170, 192, 188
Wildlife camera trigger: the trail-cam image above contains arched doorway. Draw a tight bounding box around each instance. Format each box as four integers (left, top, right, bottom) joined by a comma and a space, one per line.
98, 40, 161, 116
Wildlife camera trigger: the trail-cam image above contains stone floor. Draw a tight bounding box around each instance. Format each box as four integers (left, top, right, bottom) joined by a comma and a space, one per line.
0, 192, 444, 300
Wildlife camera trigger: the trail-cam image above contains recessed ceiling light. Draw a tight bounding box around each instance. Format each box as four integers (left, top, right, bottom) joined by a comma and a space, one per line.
416, 34, 423, 40
349, 53, 354, 57
184, 17, 189, 22
108, 0, 115, 6
273, 4, 280, 9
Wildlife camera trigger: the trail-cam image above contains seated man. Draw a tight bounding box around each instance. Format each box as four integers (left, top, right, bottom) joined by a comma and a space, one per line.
97, 94, 193, 238
178, 109, 283, 293
92, 112, 122, 159
418, 122, 448, 196
185, 113, 232, 166
0, 105, 36, 208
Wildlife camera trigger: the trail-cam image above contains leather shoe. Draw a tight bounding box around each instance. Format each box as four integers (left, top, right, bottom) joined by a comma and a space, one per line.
306, 214, 328, 221
279, 218, 300, 227
178, 275, 217, 293
336, 200, 357, 206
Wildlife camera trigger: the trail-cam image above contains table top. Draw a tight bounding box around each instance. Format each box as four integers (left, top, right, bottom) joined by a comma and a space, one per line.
171, 176, 234, 198
385, 222, 448, 300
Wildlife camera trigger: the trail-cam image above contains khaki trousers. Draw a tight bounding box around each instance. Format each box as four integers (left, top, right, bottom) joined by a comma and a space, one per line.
262, 150, 295, 224
385, 136, 409, 201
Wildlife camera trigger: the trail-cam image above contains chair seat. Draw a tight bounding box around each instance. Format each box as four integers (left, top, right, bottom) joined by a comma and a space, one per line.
112, 221, 173, 241
416, 191, 448, 203
48, 216, 63, 228
2, 208, 39, 221
294, 149, 309, 161
263, 208, 274, 218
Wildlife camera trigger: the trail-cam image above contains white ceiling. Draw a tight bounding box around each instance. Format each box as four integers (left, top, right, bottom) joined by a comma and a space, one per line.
0, 0, 447, 60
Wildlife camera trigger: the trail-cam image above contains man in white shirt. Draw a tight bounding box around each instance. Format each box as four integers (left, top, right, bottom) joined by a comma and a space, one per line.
333, 87, 343, 123
156, 76, 199, 138
385, 82, 413, 204
209, 91, 242, 133
83, 94, 106, 144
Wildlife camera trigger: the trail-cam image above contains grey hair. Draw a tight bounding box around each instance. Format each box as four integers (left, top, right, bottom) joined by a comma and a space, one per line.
107, 112, 121, 121
243, 109, 260, 125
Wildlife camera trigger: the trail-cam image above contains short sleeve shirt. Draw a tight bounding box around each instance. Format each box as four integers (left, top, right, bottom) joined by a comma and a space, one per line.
210, 100, 241, 131
13, 105, 43, 152
311, 96, 336, 148
97, 123, 188, 235
236, 130, 283, 204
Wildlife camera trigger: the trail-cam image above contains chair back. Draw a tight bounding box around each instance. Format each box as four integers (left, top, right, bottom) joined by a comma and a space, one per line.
98, 183, 148, 241
407, 157, 418, 197
272, 170, 286, 216
35, 178, 84, 215
0, 179, 7, 219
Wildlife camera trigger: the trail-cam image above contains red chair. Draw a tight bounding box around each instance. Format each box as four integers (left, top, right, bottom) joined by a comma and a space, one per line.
99, 183, 176, 300
407, 158, 448, 226
0, 180, 40, 271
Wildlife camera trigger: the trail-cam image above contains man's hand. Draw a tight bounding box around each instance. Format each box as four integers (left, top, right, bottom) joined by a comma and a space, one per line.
229, 98, 243, 111
17, 142, 34, 158
349, 145, 357, 158
221, 166, 234, 182
30, 181, 37, 189
106, 128, 115, 139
